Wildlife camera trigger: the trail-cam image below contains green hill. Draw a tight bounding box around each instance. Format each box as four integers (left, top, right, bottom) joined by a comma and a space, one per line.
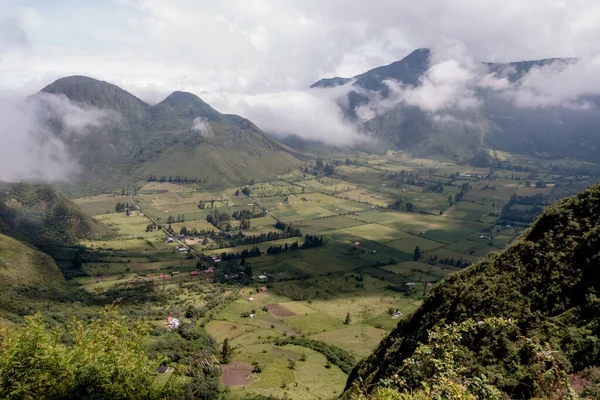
0, 232, 66, 320
35, 76, 304, 194
0, 183, 113, 277
0, 233, 64, 291
347, 180, 600, 398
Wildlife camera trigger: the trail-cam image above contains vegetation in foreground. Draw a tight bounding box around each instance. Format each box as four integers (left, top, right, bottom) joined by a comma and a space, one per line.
347, 181, 600, 399
1, 149, 599, 398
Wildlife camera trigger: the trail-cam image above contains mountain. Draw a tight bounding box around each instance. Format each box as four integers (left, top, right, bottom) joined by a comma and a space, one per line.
0, 183, 113, 277
346, 180, 600, 398
311, 49, 600, 163
0, 233, 65, 295
34, 76, 304, 194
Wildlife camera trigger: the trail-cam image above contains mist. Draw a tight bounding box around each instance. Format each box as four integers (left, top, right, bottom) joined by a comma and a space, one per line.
192, 117, 215, 138
0, 92, 117, 183
203, 85, 369, 146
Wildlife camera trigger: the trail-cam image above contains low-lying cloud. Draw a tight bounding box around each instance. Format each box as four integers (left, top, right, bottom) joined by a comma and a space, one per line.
192, 117, 214, 138
354, 46, 600, 125
203, 85, 369, 146
0, 92, 117, 182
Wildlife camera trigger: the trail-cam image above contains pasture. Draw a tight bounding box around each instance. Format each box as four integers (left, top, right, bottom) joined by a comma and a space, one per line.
69, 150, 599, 399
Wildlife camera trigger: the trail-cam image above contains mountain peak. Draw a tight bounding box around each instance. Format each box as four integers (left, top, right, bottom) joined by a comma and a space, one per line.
39, 75, 149, 119
162, 90, 205, 105
152, 90, 223, 124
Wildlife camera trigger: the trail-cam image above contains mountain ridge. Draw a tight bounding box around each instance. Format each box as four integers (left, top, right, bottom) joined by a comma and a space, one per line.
310, 49, 600, 163
33, 76, 304, 194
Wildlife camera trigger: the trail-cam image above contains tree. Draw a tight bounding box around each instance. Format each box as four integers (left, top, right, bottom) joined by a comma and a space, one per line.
221, 338, 233, 363
72, 251, 82, 270
413, 246, 421, 261
344, 312, 351, 325
0, 306, 171, 399
288, 359, 296, 369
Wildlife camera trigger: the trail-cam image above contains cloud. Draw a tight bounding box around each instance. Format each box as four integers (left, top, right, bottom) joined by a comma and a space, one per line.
499, 58, 600, 108
191, 117, 214, 138
350, 42, 600, 120
0, 92, 117, 183
203, 85, 368, 146
0, 18, 28, 59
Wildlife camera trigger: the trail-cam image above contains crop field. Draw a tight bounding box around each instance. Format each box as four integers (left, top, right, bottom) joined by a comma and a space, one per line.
69, 150, 599, 399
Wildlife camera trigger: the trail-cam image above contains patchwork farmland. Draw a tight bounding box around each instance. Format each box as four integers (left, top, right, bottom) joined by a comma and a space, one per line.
71, 150, 596, 399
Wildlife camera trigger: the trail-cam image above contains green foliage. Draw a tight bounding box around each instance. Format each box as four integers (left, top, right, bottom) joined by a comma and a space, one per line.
352, 318, 577, 400
274, 336, 356, 374
0, 306, 170, 399
221, 338, 233, 364
349, 182, 600, 398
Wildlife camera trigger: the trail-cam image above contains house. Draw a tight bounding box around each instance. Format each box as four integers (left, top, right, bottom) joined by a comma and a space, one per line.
257, 274, 267, 280
167, 317, 180, 329
165, 237, 174, 243
204, 268, 214, 274
190, 271, 199, 276
259, 286, 268, 292
178, 247, 188, 252
248, 297, 254, 301
353, 241, 360, 246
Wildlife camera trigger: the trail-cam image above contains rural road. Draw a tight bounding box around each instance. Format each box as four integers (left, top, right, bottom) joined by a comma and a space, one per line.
128, 194, 200, 258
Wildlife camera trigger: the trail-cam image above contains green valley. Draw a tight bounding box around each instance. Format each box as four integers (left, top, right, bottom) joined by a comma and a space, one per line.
2, 149, 592, 398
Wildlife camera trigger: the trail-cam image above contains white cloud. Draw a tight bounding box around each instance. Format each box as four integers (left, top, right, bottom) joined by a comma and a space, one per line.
204, 85, 368, 145
191, 117, 214, 138
0, 92, 118, 182
0, 1, 600, 147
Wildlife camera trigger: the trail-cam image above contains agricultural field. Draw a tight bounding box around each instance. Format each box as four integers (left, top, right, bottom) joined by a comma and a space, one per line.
71, 150, 599, 399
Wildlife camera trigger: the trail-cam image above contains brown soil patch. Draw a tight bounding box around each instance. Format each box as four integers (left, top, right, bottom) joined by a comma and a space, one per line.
266, 303, 296, 317
221, 362, 253, 386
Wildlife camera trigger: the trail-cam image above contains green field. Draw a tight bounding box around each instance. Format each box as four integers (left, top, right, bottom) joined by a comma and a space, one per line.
64, 150, 599, 398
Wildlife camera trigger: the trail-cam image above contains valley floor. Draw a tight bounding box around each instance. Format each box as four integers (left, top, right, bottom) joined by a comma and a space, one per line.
69, 150, 598, 399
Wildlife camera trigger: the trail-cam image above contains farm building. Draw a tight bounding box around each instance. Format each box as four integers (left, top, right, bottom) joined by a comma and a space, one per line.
167, 317, 180, 329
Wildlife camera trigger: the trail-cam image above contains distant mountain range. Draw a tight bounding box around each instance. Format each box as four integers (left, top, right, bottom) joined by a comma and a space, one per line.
311, 48, 600, 163
34, 76, 305, 194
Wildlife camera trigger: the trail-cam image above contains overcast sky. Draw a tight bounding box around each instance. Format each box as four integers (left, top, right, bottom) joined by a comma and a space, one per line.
1, 0, 600, 101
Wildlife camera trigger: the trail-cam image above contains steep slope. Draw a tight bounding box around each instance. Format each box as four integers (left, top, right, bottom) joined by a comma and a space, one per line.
0, 233, 64, 291
34, 77, 303, 194
0, 183, 113, 277
346, 180, 600, 397
41, 75, 149, 122
311, 50, 600, 163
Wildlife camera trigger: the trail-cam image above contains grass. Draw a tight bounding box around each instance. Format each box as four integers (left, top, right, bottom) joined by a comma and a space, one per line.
310, 325, 387, 358
62, 149, 600, 400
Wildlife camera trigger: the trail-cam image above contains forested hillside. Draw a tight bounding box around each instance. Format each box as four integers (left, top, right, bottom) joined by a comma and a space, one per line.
347, 181, 600, 398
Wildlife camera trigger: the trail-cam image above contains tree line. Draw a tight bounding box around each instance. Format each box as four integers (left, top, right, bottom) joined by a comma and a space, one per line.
147, 175, 205, 183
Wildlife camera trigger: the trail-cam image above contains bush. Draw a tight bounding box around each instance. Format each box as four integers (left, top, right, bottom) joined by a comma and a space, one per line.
0, 306, 172, 399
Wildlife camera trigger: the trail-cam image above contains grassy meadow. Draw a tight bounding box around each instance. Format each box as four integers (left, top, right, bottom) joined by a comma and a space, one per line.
67, 150, 598, 399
